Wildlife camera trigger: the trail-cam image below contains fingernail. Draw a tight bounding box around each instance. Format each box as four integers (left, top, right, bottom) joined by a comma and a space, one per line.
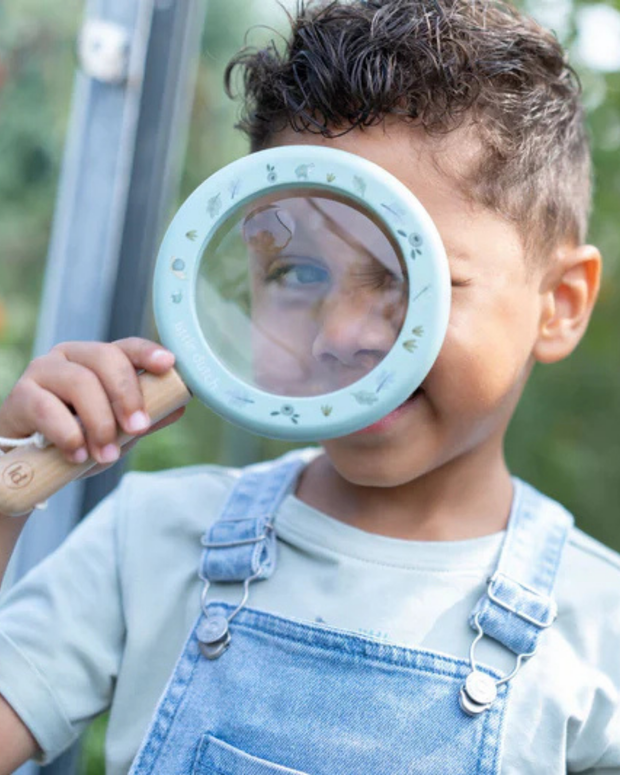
100, 444, 120, 464
127, 411, 150, 433
70, 447, 89, 465
151, 349, 174, 363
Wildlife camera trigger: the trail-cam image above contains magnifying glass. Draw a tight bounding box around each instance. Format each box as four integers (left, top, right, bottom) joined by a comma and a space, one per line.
0, 146, 450, 516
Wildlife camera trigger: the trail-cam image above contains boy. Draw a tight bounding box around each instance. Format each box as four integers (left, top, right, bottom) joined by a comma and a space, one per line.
0, 0, 617, 772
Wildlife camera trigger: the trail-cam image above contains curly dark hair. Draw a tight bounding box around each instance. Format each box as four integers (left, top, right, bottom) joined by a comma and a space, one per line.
225, 0, 591, 257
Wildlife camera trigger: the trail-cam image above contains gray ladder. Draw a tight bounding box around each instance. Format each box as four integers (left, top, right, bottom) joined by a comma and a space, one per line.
10, 0, 207, 772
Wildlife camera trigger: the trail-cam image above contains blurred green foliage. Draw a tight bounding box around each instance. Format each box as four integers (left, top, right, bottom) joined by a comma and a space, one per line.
0, 0, 619, 772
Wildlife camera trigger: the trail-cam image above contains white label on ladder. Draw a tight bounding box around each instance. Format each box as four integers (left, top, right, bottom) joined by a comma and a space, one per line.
78, 19, 131, 85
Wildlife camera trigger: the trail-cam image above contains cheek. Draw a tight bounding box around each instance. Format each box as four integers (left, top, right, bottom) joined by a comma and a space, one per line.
430, 293, 538, 414
251, 317, 307, 381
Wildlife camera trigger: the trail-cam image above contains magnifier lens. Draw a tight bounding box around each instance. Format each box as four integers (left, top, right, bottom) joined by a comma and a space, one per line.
196, 190, 409, 398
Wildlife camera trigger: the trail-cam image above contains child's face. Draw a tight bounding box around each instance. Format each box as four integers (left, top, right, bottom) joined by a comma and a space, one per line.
271, 121, 548, 487
245, 193, 407, 396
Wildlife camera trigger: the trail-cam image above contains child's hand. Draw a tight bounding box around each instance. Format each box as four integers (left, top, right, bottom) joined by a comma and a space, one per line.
0, 338, 182, 469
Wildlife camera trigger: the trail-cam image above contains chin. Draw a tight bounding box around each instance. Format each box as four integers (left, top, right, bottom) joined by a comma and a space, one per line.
323, 443, 433, 489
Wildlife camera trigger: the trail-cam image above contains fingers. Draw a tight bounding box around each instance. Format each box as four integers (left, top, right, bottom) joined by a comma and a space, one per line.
0, 339, 176, 466
52, 340, 175, 438
13, 380, 91, 464
24, 362, 123, 465
78, 407, 187, 481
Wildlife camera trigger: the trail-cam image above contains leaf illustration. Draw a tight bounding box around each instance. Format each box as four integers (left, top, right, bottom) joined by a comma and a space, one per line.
352, 391, 379, 406
207, 193, 222, 218
353, 176, 367, 197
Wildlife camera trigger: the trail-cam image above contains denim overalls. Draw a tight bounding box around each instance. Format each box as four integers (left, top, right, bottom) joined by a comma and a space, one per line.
129, 450, 573, 775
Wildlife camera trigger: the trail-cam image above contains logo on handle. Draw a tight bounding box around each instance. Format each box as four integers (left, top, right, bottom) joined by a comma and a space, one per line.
2, 461, 34, 489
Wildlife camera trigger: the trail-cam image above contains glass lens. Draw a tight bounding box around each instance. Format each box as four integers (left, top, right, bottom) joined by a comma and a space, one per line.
195, 189, 408, 397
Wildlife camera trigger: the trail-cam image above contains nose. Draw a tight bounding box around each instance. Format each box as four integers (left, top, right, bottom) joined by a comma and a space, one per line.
311, 288, 401, 371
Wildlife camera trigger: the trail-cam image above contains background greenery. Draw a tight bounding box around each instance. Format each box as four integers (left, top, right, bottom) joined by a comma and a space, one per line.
0, 0, 619, 771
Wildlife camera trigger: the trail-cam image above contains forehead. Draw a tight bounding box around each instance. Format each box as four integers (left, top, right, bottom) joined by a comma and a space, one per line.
242, 194, 403, 275
270, 122, 529, 279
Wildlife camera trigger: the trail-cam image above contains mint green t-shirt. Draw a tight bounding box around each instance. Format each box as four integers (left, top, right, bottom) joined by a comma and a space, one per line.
0, 457, 619, 773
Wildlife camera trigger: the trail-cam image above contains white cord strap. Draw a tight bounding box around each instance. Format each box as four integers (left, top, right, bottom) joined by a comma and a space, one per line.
0, 433, 50, 510
0, 432, 49, 451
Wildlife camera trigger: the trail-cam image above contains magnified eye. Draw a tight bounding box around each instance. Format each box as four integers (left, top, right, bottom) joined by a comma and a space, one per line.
265, 260, 331, 291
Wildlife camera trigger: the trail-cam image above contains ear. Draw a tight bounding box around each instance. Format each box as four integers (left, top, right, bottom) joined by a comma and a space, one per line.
533, 245, 602, 364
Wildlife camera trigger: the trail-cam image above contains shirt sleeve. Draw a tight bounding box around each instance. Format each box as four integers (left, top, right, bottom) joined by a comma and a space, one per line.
0, 487, 124, 764
568, 687, 620, 773
566, 587, 620, 772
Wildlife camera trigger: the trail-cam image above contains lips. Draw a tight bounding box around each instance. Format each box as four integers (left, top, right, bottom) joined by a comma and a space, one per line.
353, 386, 425, 435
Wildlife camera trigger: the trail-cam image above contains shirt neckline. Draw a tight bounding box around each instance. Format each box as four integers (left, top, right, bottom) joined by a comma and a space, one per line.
275, 484, 515, 572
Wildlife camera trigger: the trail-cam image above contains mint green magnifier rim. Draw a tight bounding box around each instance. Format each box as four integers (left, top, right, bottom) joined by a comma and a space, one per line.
153, 145, 451, 441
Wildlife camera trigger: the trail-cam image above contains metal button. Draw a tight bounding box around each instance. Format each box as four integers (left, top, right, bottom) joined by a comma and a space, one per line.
464, 671, 497, 706
459, 687, 491, 717
199, 615, 229, 645
199, 632, 231, 661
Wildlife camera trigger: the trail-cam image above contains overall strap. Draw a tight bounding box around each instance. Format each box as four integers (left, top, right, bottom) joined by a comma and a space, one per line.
469, 478, 574, 657
200, 448, 316, 584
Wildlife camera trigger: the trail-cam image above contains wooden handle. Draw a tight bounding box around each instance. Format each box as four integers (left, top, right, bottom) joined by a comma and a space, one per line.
0, 368, 192, 517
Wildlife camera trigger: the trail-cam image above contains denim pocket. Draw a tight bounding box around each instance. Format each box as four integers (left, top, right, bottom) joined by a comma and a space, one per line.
192, 733, 310, 775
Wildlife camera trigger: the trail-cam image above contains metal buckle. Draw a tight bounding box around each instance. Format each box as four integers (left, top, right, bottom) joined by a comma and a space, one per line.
198, 525, 273, 659
197, 517, 275, 659
197, 567, 265, 660
459, 612, 537, 717
201, 519, 274, 550
486, 572, 557, 629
